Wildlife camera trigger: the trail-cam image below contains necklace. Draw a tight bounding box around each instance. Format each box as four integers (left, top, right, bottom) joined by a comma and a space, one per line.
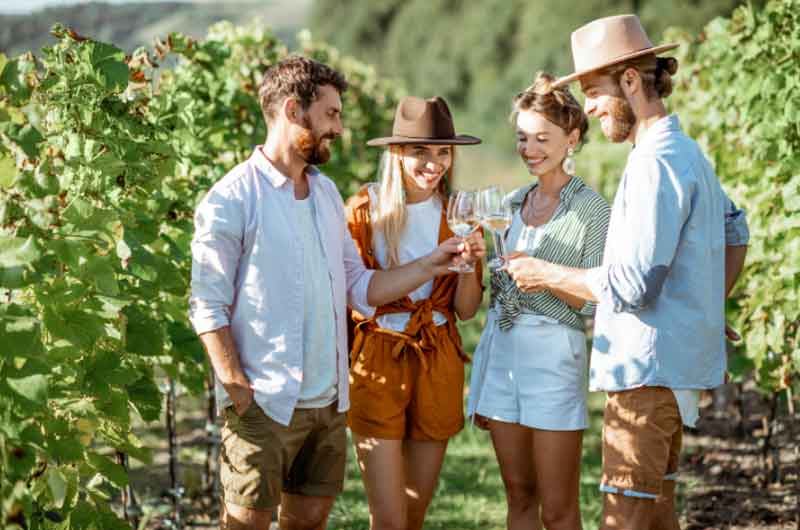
523, 189, 559, 226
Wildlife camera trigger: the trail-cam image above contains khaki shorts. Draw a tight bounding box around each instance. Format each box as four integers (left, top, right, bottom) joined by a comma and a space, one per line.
348, 324, 465, 441
219, 401, 346, 510
601, 386, 682, 499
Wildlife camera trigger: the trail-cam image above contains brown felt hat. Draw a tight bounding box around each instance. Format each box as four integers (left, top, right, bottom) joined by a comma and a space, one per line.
367, 96, 481, 147
553, 14, 678, 88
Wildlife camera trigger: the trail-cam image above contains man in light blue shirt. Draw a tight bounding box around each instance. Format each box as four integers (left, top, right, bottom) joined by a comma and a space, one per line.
505, 15, 749, 530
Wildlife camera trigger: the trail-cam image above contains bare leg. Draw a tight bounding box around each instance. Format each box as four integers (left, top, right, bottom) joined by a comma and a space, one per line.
222, 502, 273, 530
279, 493, 335, 530
353, 434, 408, 530
531, 429, 583, 530
403, 439, 449, 530
488, 419, 542, 530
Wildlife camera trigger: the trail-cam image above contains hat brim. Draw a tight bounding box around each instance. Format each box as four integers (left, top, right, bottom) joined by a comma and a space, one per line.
552, 43, 679, 88
367, 134, 482, 147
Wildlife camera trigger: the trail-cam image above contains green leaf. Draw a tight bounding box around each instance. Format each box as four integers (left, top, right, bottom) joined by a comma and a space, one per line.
86, 453, 128, 489
6, 374, 48, 404
8, 124, 43, 158
0, 307, 43, 357
0, 236, 41, 268
0, 58, 32, 105
90, 42, 128, 92
47, 468, 68, 508
43, 306, 108, 350
0, 153, 18, 188
85, 256, 119, 296
127, 375, 162, 422
123, 305, 164, 355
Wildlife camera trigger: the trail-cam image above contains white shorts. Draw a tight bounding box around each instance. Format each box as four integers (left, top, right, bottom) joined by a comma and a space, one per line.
467, 310, 588, 431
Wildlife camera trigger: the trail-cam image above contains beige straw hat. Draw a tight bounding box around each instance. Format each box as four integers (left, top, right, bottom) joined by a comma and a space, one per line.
553, 14, 678, 87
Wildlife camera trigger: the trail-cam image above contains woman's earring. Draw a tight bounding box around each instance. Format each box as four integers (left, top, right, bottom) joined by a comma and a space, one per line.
562, 147, 576, 175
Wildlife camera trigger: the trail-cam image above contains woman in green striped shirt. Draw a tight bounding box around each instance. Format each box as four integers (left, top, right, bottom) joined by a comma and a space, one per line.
467, 72, 610, 530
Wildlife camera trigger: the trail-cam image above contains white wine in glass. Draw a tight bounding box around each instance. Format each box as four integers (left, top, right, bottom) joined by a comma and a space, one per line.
447, 191, 479, 273
478, 186, 512, 270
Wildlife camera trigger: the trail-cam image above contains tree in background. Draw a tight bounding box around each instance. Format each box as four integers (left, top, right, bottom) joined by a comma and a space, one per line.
312, 0, 763, 148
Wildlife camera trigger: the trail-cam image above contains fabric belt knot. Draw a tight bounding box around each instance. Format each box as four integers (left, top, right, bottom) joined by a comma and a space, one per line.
494, 272, 522, 331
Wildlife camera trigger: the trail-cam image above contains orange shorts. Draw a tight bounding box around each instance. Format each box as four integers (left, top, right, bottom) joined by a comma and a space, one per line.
348, 324, 465, 441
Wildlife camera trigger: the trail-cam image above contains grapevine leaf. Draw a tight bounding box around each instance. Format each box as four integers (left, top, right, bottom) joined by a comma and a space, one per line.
6, 374, 48, 404
122, 305, 164, 356
0, 236, 41, 268
43, 306, 108, 350
127, 375, 162, 422
86, 453, 128, 489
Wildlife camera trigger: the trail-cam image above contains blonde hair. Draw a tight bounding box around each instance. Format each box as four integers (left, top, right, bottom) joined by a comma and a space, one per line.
372, 145, 454, 268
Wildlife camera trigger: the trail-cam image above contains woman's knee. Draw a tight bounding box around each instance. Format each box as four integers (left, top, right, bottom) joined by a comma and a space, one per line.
504, 478, 538, 511
540, 496, 580, 530
370, 510, 408, 530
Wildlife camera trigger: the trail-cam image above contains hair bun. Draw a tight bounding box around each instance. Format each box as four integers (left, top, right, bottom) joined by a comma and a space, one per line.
531, 71, 556, 95
657, 56, 679, 76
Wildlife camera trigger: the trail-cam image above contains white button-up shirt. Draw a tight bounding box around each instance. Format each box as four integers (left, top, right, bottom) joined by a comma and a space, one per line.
189, 147, 375, 425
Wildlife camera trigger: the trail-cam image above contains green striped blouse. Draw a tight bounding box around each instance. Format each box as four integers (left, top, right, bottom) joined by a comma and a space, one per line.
490, 176, 611, 331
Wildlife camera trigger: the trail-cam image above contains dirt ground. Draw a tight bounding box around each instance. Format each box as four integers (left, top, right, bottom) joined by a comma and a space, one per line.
680, 383, 798, 530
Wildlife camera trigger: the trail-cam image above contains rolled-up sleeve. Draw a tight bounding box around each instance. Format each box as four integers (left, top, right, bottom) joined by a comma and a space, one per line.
189, 188, 244, 334
343, 223, 376, 318
587, 156, 690, 313
724, 195, 749, 246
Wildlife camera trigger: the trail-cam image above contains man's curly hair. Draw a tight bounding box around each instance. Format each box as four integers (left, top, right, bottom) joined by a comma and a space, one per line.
258, 56, 348, 123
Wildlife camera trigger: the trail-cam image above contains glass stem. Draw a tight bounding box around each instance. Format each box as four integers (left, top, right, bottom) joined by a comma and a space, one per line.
493, 230, 506, 260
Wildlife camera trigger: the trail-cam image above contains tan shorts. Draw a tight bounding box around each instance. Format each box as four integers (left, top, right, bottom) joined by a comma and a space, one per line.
601, 386, 682, 499
219, 401, 346, 510
348, 324, 465, 441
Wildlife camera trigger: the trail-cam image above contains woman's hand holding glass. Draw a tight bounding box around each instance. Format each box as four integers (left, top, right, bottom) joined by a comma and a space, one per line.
447, 190, 481, 273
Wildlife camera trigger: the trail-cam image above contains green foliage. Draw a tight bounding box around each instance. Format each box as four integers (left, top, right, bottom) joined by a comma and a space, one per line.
312, 0, 760, 147
667, 0, 799, 393
0, 21, 399, 528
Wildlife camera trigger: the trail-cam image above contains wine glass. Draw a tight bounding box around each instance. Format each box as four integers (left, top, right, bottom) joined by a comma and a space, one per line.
477, 186, 512, 270
446, 190, 479, 273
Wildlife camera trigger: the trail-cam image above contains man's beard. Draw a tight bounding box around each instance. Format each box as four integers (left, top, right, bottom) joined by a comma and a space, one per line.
604, 93, 637, 143
296, 117, 336, 165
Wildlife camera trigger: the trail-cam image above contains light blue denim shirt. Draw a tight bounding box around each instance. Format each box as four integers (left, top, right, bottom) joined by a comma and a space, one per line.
586, 115, 749, 392
189, 148, 376, 425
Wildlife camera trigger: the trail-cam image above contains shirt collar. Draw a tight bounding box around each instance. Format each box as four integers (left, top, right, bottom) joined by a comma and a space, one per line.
634, 114, 681, 150
251, 146, 320, 188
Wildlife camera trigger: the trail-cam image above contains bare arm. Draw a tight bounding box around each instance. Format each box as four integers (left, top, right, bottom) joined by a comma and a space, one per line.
505, 254, 597, 303
366, 237, 463, 306
725, 245, 747, 296
198, 326, 253, 415
548, 284, 589, 310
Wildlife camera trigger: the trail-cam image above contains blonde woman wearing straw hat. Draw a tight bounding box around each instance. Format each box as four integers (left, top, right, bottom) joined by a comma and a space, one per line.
504, 15, 750, 530
345, 96, 485, 530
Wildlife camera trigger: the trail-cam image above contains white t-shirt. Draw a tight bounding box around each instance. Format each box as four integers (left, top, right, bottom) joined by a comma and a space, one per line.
294, 195, 338, 408
369, 187, 448, 332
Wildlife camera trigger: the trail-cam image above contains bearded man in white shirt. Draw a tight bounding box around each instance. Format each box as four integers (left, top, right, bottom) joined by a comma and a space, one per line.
189, 56, 476, 530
